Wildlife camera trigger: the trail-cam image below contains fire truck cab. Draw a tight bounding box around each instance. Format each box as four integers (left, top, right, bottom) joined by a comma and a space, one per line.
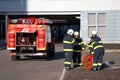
7, 18, 55, 60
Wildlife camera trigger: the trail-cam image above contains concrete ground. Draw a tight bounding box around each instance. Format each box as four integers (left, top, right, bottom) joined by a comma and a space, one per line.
0, 43, 120, 80
0, 43, 64, 80
63, 51, 120, 80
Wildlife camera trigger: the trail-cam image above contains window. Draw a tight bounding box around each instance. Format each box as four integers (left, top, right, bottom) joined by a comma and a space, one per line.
88, 13, 106, 38
88, 26, 96, 37
98, 13, 106, 38
88, 13, 96, 37
98, 13, 105, 26
98, 26, 105, 38
88, 13, 96, 25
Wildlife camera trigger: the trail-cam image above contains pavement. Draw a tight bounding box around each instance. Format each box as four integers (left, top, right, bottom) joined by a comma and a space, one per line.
63, 51, 120, 80
0, 43, 120, 80
0, 43, 64, 80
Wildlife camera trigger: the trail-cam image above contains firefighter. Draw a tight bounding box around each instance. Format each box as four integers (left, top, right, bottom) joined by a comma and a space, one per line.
63, 29, 75, 70
86, 38, 94, 55
90, 30, 105, 71
73, 31, 85, 68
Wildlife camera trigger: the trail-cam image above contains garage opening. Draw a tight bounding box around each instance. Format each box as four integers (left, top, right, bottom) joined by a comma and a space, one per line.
0, 15, 5, 40
9, 14, 80, 43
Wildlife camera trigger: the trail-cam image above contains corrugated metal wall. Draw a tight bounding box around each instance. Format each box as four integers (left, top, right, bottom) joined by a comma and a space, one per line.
106, 11, 120, 43
80, 11, 120, 44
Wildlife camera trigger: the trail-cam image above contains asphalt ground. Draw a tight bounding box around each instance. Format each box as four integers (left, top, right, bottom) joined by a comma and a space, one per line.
63, 51, 120, 80
0, 43, 120, 80
0, 43, 64, 80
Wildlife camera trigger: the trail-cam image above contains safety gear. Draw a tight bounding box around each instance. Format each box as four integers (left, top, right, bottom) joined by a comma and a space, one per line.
93, 48, 104, 70
67, 29, 74, 36
90, 35, 104, 70
73, 37, 84, 68
64, 52, 73, 68
73, 52, 82, 67
63, 34, 75, 68
74, 31, 79, 35
63, 35, 75, 52
92, 30, 97, 34
92, 68, 97, 71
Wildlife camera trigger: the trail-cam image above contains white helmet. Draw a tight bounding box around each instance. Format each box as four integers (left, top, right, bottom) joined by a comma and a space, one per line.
74, 31, 79, 35
92, 30, 97, 34
67, 29, 74, 35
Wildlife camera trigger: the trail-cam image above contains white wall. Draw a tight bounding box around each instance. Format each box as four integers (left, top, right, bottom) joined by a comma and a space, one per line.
0, 0, 120, 13
26, 0, 120, 11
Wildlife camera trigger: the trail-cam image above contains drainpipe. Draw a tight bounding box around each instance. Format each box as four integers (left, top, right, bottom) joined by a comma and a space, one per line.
96, 12, 99, 35
5, 14, 8, 41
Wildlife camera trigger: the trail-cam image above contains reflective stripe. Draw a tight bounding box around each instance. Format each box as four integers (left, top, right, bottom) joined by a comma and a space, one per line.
63, 41, 72, 44
94, 45, 103, 50
82, 48, 85, 51
63, 49, 73, 51
91, 42, 95, 47
73, 63, 78, 65
64, 62, 71, 64
71, 39, 75, 43
63, 39, 75, 44
91, 52, 94, 54
87, 44, 92, 48
86, 44, 92, 50
98, 63, 102, 66
79, 63, 83, 66
93, 63, 97, 66
86, 44, 90, 47
73, 50, 81, 52
99, 41, 103, 44
73, 63, 83, 66
79, 42, 84, 45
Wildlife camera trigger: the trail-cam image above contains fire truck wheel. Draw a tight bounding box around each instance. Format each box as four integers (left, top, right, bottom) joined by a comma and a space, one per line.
45, 52, 50, 60
49, 48, 55, 58
11, 56, 20, 61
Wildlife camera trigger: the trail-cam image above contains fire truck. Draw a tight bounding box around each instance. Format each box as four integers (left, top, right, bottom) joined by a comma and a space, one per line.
7, 17, 55, 60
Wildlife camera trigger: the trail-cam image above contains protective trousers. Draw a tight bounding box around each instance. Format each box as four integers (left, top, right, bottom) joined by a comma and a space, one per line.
64, 52, 73, 68
93, 48, 104, 69
73, 52, 82, 67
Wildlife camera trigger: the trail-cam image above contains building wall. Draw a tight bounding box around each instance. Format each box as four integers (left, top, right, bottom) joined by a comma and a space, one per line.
80, 11, 120, 44
1, 0, 120, 44
80, 11, 88, 44
106, 11, 120, 43
0, 0, 120, 13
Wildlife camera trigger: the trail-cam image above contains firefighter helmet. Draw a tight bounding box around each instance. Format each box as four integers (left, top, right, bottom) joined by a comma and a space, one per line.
74, 31, 79, 35
67, 29, 74, 35
92, 30, 97, 34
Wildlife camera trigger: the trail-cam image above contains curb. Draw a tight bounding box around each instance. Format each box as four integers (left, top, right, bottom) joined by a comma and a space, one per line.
105, 50, 120, 52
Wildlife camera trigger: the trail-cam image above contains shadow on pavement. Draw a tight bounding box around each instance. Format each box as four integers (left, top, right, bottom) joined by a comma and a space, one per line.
101, 61, 115, 70
16, 51, 64, 61
54, 51, 65, 60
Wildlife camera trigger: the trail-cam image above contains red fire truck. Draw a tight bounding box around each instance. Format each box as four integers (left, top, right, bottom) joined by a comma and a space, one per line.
7, 18, 55, 60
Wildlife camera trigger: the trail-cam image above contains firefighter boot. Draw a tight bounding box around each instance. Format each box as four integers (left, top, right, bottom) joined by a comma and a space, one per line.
92, 67, 97, 71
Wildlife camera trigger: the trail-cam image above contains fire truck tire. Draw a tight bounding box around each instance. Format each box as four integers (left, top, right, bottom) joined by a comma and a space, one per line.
45, 52, 50, 60
11, 56, 20, 61
49, 48, 55, 58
